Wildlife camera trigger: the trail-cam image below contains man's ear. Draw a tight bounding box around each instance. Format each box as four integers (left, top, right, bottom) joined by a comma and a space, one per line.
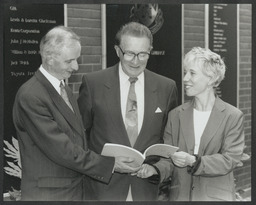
114, 45, 120, 58
46, 55, 54, 66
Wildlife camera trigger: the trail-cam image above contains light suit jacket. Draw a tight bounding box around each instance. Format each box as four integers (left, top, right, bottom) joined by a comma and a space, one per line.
161, 97, 245, 201
12, 70, 115, 201
78, 64, 178, 201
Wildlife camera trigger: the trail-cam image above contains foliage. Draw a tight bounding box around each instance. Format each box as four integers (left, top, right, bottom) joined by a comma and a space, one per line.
3, 137, 22, 178
8, 187, 21, 201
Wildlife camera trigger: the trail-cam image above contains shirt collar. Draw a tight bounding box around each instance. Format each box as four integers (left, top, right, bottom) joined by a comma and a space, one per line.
39, 65, 62, 93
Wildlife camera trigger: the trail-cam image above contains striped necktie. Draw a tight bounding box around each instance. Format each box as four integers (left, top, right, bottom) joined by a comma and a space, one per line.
60, 81, 74, 112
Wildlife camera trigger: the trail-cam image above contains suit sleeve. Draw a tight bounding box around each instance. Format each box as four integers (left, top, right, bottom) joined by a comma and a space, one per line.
149, 82, 178, 183
193, 110, 245, 176
77, 75, 93, 134
14, 90, 115, 184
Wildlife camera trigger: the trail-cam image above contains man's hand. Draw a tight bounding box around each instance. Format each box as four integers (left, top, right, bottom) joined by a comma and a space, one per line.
170, 151, 196, 167
135, 164, 157, 178
114, 156, 140, 173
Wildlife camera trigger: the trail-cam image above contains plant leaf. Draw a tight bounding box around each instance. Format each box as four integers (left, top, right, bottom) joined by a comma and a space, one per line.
3, 148, 18, 159
12, 137, 19, 151
3, 140, 18, 154
6, 161, 21, 173
4, 167, 21, 178
241, 153, 250, 161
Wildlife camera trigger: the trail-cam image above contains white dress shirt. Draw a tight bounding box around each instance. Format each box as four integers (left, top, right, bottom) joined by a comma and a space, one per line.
119, 64, 145, 134
39, 65, 63, 94
119, 63, 145, 201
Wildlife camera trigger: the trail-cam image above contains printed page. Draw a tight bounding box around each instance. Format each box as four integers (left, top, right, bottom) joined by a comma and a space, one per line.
101, 143, 144, 167
144, 144, 179, 158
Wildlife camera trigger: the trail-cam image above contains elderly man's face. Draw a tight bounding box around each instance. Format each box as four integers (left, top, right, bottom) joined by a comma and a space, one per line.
50, 40, 81, 81
115, 35, 151, 77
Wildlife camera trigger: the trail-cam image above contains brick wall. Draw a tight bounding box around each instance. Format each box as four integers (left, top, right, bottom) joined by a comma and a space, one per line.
67, 3, 251, 195
67, 4, 102, 99
183, 4, 205, 53
235, 4, 251, 192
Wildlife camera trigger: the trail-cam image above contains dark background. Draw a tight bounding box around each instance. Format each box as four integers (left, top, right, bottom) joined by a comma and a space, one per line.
3, 3, 64, 193
209, 4, 237, 107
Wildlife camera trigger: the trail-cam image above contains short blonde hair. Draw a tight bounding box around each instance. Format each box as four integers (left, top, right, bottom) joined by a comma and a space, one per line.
184, 47, 226, 87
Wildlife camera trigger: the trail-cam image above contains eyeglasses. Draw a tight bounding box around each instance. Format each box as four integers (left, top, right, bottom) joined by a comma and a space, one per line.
118, 46, 150, 61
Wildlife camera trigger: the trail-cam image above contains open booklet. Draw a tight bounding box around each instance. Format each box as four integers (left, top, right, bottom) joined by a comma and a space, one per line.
101, 143, 179, 167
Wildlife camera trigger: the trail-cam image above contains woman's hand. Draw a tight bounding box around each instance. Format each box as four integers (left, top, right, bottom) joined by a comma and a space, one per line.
170, 151, 196, 167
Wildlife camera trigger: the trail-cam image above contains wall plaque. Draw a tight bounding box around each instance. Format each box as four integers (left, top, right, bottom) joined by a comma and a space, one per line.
209, 4, 238, 106
3, 4, 64, 193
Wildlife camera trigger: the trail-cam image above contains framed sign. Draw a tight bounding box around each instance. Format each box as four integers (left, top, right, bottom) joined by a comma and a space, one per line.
209, 4, 238, 106
3, 3, 64, 193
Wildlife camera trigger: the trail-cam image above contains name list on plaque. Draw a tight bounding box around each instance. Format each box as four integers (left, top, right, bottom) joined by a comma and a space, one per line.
209, 4, 237, 106
5, 5, 64, 78
3, 4, 64, 193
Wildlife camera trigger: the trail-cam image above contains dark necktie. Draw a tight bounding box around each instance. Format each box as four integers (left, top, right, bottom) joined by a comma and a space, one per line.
60, 81, 74, 112
125, 77, 138, 147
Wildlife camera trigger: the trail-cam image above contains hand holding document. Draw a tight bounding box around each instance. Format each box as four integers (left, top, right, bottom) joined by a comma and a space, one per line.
114, 156, 141, 173
102, 143, 179, 167
135, 164, 158, 178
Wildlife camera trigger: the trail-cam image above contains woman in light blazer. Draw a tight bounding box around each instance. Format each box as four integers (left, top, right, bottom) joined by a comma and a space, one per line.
137, 47, 245, 201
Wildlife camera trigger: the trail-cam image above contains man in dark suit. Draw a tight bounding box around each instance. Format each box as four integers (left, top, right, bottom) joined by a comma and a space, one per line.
78, 22, 178, 201
12, 26, 139, 201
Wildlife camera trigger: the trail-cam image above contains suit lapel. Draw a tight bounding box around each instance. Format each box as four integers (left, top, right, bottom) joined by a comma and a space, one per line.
197, 97, 226, 155
35, 70, 84, 136
180, 101, 195, 154
134, 70, 157, 148
104, 65, 131, 146
65, 85, 85, 134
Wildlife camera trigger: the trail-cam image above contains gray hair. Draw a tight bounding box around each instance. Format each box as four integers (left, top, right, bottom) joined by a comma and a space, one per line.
184, 47, 226, 87
115, 22, 153, 48
40, 25, 81, 60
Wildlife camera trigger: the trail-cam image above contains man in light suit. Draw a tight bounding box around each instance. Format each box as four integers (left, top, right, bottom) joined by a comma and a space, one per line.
78, 22, 178, 201
13, 26, 139, 201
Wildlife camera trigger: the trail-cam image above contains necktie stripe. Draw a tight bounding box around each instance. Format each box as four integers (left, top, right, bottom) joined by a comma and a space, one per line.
60, 82, 74, 112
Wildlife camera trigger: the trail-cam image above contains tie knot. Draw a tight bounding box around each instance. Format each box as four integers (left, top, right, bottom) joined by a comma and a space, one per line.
60, 81, 65, 88
129, 77, 138, 84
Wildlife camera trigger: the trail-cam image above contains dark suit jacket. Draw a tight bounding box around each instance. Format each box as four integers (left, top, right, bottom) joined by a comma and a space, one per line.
78, 64, 178, 201
12, 70, 115, 201
161, 97, 245, 201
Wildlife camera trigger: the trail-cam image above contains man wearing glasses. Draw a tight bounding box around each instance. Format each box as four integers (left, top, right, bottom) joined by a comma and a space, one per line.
78, 22, 178, 201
